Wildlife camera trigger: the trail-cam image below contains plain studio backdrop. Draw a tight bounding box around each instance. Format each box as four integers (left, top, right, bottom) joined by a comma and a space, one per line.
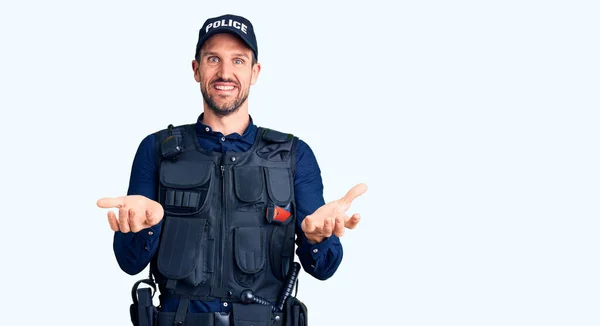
0, 0, 598, 325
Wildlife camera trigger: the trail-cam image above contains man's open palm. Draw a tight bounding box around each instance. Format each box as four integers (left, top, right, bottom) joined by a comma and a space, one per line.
301, 183, 368, 244
96, 195, 164, 233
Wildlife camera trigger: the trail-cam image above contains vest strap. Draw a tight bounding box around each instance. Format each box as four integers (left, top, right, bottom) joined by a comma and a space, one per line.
261, 128, 293, 143
174, 296, 190, 325
167, 279, 177, 290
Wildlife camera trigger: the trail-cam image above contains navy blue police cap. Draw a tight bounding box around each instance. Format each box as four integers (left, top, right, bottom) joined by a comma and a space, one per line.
195, 14, 258, 60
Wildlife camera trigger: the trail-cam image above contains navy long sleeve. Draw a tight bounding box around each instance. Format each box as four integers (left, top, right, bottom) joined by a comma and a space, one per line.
112, 115, 343, 312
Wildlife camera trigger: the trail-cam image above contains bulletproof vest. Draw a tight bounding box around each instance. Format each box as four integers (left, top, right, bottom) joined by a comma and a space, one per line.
150, 124, 298, 304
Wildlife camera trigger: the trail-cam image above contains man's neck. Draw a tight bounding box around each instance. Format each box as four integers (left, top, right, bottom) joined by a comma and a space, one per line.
201, 107, 250, 136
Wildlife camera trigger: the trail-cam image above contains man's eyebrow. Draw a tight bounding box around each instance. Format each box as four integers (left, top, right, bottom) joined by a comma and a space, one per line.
202, 51, 249, 59
232, 52, 250, 59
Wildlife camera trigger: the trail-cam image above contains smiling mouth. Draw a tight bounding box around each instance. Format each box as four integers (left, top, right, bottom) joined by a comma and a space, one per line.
215, 85, 235, 91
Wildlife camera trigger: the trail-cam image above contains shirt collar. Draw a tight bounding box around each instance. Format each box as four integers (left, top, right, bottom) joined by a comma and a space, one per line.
195, 113, 257, 144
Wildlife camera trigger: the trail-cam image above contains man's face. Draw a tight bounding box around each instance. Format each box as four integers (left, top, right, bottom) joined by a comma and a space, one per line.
193, 33, 260, 117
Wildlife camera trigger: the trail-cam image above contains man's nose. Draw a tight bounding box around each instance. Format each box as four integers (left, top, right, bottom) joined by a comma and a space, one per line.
217, 61, 233, 80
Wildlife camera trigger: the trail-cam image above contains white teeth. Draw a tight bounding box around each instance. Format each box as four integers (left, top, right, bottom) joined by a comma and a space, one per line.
215, 85, 234, 90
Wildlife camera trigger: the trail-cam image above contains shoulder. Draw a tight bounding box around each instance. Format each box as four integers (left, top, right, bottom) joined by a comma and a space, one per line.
294, 137, 317, 163
152, 123, 194, 139
258, 126, 295, 143
281, 132, 319, 171
134, 123, 191, 158
256, 126, 314, 155
256, 126, 314, 157
290, 136, 323, 183
136, 132, 157, 154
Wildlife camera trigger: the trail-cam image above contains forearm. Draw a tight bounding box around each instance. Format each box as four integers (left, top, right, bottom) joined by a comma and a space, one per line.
113, 221, 163, 275
296, 233, 343, 280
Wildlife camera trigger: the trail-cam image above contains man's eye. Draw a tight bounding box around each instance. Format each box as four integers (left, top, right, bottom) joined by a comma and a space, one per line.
208, 57, 219, 63
234, 59, 244, 65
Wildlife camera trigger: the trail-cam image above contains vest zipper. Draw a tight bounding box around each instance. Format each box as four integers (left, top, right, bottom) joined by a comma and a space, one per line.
219, 162, 226, 291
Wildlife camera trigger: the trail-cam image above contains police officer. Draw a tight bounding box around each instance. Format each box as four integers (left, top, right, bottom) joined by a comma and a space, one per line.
97, 14, 367, 325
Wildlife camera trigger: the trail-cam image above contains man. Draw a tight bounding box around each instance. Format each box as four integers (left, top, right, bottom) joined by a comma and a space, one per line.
97, 14, 367, 325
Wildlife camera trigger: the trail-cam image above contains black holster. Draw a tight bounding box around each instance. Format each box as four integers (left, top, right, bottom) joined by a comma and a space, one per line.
130, 279, 158, 326
283, 297, 308, 326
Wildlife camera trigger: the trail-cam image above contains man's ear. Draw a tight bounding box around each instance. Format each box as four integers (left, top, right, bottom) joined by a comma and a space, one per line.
250, 62, 261, 85
192, 60, 201, 82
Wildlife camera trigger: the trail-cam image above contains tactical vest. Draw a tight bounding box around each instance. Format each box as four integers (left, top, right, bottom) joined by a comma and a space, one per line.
150, 123, 299, 305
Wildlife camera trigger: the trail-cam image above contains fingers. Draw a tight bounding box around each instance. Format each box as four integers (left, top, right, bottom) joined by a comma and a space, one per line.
118, 207, 131, 233
145, 209, 155, 225
145, 202, 165, 226
302, 215, 316, 233
302, 215, 333, 235
322, 218, 334, 237
96, 196, 125, 209
106, 208, 147, 233
333, 216, 345, 237
145, 209, 163, 227
107, 211, 120, 232
345, 213, 361, 229
128, 208, 144, 232
339, 183, 368, 207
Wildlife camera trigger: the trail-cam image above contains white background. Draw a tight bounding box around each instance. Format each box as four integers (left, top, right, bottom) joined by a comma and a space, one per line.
1, 0, 598, 325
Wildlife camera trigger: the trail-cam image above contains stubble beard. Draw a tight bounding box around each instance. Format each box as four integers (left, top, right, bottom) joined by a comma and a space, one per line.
201, 83, 249, 118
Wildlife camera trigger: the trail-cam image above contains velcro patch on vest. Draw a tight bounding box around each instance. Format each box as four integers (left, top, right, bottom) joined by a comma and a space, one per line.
266, 203, 292, 224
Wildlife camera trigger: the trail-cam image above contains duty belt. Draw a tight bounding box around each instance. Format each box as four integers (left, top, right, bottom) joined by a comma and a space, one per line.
130, 263, 307, 326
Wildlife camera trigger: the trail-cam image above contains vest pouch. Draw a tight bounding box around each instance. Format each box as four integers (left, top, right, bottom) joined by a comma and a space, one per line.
264, 167, 295, 280
157, 216, 209, 286
233, 227, 265, 287
159, 160, 214, 216
264, 167, 293, 208
233, 166, 265, 212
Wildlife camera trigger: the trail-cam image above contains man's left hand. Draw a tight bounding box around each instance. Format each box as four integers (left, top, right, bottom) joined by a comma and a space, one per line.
301, 183, 368, 244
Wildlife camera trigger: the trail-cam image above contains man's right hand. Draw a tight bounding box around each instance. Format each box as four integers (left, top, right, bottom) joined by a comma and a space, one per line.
96, 195, 164, 233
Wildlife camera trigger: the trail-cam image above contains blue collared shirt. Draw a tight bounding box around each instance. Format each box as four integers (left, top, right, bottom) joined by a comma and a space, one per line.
113, 114, 343, 312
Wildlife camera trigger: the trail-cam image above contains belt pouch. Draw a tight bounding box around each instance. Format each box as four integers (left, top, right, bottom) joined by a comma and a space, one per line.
232, 303, 271, 326
156, 312, 215, 326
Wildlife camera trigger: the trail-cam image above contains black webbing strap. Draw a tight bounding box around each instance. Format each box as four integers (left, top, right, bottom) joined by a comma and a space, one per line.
167, 279, 177, 290
174, 296, 190, 325
131, 279, 157, 306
